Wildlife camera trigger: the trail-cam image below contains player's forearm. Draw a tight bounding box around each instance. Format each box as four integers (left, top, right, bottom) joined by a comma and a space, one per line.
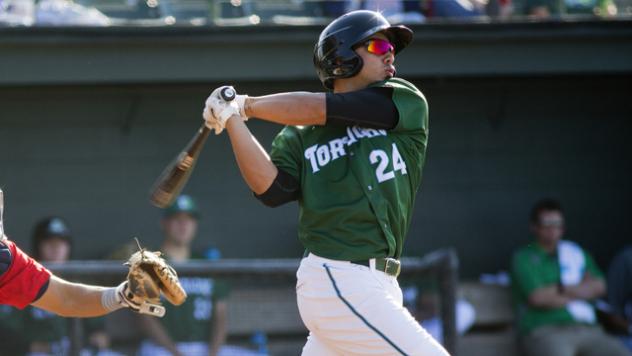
245, 92, 326, 126
225, 117, 278, 194
138, 315, 182, 356
209, 325, 228, 356
528, 285, 570, 309
563, 278, 605, 300
32, 275, 110, 317
210, 302, 228, 356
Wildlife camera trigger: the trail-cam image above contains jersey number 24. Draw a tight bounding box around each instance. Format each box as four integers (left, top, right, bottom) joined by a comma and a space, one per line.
369, 143, 407, 183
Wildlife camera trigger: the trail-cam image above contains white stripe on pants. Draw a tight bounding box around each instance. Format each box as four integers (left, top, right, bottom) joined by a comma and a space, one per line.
296, 253, 450, 356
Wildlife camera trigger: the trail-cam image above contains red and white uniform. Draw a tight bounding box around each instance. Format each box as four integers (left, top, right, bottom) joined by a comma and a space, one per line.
0, 237, 51, 309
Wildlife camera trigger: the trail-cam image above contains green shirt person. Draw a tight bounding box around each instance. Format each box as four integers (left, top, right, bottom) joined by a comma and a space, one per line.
525, 0, 616, 18
512, 242, 604, 334
138, 195, 229, 356
510, 198, 630, 356
22, 305, 69, 355
200, 10, 449, 356
0, 305, 29, 355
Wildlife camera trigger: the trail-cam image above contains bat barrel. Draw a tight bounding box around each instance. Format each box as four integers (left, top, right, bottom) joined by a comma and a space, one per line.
149, 125, 211, 208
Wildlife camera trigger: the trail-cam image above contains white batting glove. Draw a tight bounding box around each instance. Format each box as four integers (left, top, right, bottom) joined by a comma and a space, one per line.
202, 86, 248, 135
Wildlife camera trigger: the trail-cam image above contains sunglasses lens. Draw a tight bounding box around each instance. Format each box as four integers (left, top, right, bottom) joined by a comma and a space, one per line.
367, 39, 394, 55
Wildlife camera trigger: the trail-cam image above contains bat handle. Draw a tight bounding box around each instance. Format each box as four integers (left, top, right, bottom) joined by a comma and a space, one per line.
220, 86, 236, 102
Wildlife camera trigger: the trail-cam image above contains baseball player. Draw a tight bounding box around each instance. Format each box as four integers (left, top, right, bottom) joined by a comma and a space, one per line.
203, 10, 449, 356
0, 188, 181, 318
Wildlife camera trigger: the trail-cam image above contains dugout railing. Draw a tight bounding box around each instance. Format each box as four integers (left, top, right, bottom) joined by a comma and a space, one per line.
46, 248, 459, 356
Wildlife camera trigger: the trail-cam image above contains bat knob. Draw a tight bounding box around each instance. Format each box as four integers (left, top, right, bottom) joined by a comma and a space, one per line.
220, 86, 236, 102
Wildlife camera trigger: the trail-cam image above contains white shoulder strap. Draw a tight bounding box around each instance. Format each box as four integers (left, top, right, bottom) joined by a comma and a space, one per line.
558, 240, 586, 285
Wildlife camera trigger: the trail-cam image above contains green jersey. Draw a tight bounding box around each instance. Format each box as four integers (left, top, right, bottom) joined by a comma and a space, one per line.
20, 305, 69, 355
159, 275, 229, 342
511, 242, 604, 335
0, 305, 28, 354
270, 78, 428, 261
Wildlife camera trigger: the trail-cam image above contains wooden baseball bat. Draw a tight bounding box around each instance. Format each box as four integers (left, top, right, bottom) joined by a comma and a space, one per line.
149, 87, 236, 208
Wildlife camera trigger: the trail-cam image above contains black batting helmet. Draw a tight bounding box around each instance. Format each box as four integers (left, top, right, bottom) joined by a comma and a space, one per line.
313, 10, 413, 90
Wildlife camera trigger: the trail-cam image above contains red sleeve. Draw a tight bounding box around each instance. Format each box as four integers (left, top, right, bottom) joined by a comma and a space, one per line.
0, 239, 52, 309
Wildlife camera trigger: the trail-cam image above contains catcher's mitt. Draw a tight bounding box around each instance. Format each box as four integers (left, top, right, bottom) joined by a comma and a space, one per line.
118, 239, 187, 317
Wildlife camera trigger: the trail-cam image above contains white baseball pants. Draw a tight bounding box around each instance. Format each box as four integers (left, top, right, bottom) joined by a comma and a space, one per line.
296, 253, 450, 356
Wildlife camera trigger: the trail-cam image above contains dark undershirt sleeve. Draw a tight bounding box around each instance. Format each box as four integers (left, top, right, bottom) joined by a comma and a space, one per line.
326, 87, 399, 130
33, 279, 50, 303
255, 168, 300, 208
0, 241, 11, 278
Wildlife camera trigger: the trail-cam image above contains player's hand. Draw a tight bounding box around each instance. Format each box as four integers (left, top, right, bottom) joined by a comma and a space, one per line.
114, 280, 166, 317
115, 239, 187, 317
203, 86, 248, 135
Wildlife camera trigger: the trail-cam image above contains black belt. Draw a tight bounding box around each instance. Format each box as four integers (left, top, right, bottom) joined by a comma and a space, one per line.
351, 257, 401, 277
303, 251, 401, 277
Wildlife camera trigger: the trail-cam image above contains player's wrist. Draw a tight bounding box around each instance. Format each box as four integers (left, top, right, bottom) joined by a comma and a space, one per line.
242, 96, 253, 119
101, 284, 125, 312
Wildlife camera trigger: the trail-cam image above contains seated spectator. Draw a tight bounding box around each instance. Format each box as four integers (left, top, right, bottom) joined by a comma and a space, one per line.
21, 217, 116, 356
511, 199, 630, 356
361, 1, 426, 23
426, 0, 486, 18
525, 0, 616, 18
605, 246, 632, 351
36, 0, 110, 26
0, 304, 28, 355
322, 1, 426, 23
138, 195, 230, 356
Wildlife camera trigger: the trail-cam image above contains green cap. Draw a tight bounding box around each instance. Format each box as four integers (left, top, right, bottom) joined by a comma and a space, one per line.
164, 195, 199, 219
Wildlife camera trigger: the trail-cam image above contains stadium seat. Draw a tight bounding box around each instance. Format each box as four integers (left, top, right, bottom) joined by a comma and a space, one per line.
458, 282, 519, 356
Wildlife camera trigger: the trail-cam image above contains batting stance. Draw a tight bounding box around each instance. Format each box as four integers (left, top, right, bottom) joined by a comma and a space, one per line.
0, 188, 185, 318
203, 10, 449, 356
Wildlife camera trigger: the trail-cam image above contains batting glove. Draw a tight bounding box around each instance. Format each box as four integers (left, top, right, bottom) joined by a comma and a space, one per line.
202, 86, 248, 135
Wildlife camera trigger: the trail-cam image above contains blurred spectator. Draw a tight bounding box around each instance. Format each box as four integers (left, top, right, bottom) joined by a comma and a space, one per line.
525, 0, 616, 18
486, 0, 514, 18
605, 246, 632, 351
137, 195, 230, 356
22, 217, 74, 356
426, 0, 486, 18
21, 216, 118, 356
0, 304, 29, 355
1, 0, 110, 27
511, 199, 630, 356
0, 0, 35, 26
320, 0, 349, 17
36, 0, 110, 26
321, 1, 425, 23
31, 216, 72, 261
360, 0, 426, 23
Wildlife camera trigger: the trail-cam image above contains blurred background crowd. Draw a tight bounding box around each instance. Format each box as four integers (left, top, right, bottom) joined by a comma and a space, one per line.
0, 0, 630, 27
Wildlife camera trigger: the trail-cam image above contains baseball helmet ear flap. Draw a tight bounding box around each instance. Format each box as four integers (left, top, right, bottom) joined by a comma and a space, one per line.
313, 39, 364, 90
